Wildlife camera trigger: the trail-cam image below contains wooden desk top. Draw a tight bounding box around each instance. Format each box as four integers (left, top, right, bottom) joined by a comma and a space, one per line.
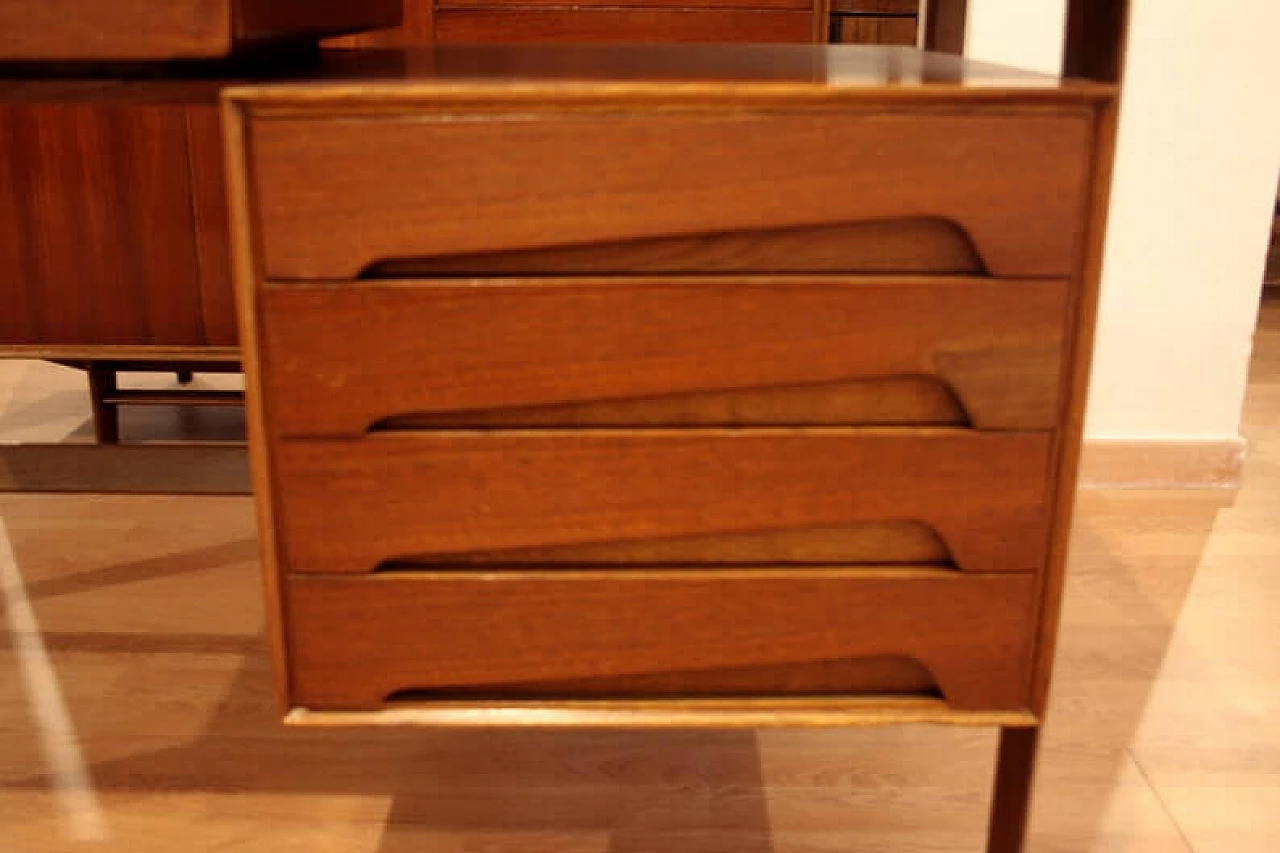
226, 45, 1115, 106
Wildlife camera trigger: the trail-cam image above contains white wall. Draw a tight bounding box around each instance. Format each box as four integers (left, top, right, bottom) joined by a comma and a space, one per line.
965, 0, 1067, 75
965, 0, 1280, 443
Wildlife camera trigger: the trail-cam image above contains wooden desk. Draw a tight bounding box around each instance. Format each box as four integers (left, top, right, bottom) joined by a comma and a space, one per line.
224, 45, 1117, 853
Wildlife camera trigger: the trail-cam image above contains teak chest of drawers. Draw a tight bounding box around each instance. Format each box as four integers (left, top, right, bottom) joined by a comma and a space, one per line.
223, 46, 1117, 852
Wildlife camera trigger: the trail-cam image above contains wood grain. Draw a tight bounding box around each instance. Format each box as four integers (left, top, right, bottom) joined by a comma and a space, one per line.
272, 429, 1053, 574
1027, 96, 1118, 717
0, 101, 206, 346
0, 0, 397, 60
186, 105, 239, 347
323, 0, 433, 48
233, 0, 401, 44
830, 0, 916, 12
831, 14, 918, 45
923, 0, 966, 53
223, 96, 293, 712
434, 9, 814, 43
259, 276, 1068, 436
0, 0, 228, 60
247, 111, 1092, 279
437, 0, 809, 8
284, 569, 1038, 711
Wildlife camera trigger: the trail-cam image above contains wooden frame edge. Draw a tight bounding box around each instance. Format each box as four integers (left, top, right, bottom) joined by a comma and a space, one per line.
284, 699, 1039, 729
1028, 95, 1121, 716
221, 92, 292, 715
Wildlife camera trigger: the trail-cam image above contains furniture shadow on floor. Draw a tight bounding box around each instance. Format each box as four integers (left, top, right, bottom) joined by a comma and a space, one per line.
0, 491, 1230, 852
1027, 491, 1229, 847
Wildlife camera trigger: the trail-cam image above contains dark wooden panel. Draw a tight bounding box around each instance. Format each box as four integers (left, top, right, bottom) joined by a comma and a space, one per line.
438, 0, 808, 8
186, 105, 239, 347
273, 430, 1054, 574
258, 276, 1069, 436
0, 0, 398, 60
323, 0, 433, 48
0, 0, 227, 60
285, 569, 1038, 711
434, 9, 813, 43
830, 0, 916, 12
1266, 204, 1280, 288
831, 14, 917, 45
233, 0, 401, 44
1063, 0, 1130, 82
248, 111, 1092, 279
0, 101, 206, 346
923, 0, 966, 53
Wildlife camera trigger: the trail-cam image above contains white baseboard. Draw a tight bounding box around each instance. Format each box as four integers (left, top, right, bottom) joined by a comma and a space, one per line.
1078, 438, 1248, 490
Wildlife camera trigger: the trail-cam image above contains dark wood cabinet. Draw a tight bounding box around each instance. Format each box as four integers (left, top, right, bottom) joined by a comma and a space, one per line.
0, 95, 212, 349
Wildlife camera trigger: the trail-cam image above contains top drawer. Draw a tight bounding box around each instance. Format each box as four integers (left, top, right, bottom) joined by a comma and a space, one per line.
245, 109, 1094, 280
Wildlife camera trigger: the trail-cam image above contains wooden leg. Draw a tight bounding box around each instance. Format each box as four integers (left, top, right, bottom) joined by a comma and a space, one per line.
985, 726, 1040, 853
176, 369, 195, 384
87, 363, 120, 444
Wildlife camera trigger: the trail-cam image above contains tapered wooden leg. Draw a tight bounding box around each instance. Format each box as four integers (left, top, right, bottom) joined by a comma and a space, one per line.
87, 363, 120, 444
985, 726, 1040, 853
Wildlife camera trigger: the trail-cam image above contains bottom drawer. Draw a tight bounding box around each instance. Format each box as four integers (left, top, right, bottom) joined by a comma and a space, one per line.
434, 9, 814, 43
284, 570, 1037, 712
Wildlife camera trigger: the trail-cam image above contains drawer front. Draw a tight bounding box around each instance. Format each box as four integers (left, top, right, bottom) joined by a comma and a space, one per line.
830, 0, 918, 11
437, 0, 811, 9
434, 9, 813, 44
258, 276, 1070, 437
272, 430, 1053, 574
247, 111, 1093, 280
285, 570, 1037, 711
831, 14, 918, 45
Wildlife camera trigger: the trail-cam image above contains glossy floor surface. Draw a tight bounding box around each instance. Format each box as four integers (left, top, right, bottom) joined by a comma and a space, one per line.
1, 297, 1278, 852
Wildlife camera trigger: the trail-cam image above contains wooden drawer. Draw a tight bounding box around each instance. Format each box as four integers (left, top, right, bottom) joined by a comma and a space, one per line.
434, 9, 814, 44
831, 14, 918, 45
258, 276, 1070, 437
246, 110, 1094, 280
830, 0, 918, 11
0, 0, 400, 61
284, 569, 1037, 711
272, 430, 1053, 574
437, 0, 811, 9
